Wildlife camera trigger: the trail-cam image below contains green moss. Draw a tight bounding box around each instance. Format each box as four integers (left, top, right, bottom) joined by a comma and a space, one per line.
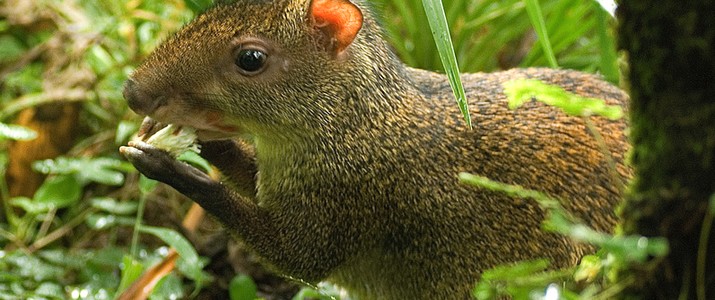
617, 0, 715, 298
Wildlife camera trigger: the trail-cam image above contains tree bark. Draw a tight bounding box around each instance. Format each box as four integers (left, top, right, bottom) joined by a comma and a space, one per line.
617, 1, 715, 299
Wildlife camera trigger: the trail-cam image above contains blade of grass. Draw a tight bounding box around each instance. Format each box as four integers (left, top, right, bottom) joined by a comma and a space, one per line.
460, 2, 529, 71
421, 0, 472, 128
524, 0, 558, 68
595, 1, 619, 83
547, 2, 592, 52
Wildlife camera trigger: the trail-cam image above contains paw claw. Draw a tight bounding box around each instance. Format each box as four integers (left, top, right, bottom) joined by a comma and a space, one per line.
119, 145, 139, 157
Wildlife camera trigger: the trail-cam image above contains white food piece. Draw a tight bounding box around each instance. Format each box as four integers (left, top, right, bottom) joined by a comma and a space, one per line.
144, 124, 200, 157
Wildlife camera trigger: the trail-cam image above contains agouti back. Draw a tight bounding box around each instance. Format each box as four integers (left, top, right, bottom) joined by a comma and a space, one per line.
120, 0, 630, 298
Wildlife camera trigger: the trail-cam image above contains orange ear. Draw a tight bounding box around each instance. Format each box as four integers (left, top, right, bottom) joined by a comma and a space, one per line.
310, 0, 363, 54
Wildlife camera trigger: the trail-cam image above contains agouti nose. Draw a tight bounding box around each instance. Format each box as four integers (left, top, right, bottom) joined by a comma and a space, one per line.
123, 78, 162, 116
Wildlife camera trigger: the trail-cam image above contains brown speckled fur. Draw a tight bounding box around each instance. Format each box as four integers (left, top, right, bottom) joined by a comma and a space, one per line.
122, 0, 630, 298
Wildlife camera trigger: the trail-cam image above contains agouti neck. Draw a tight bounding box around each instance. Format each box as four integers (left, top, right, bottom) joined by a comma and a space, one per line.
251, 58, 427, 197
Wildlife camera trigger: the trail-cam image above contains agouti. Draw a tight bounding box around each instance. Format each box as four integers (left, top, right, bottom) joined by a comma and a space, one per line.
120, 0, 630, 298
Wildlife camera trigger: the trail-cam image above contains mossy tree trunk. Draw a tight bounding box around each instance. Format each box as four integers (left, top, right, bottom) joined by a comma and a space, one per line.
617, 1, 715, 299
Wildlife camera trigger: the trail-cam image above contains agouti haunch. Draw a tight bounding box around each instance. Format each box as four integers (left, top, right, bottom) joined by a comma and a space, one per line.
120, 0, 629, 298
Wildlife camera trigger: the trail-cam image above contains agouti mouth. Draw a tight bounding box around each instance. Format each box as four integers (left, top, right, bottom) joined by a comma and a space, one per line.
137, 115, 240, 142
208, 123, 240, 133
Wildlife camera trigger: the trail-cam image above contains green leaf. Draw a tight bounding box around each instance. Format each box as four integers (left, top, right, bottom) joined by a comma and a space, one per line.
116, 255, 145, 297
524, 0, 558, 68
293, 288, 323, 300
474, 259, 564, 300
150, 273, 185, 300
184, 0, 213, 13
87, 45, 115, 73
4, 250, 65, 281
38, 249, 86, 269
481, 259, 550, 280
10, 197, 51, 214
503, 79, 624, 120
138, 225, 212, 286
422, 0, 472, 128
32, 157, 74, 174
85, 213, 136, 230
0, 35, 25, 62
34, 282, 64, 298
90, 197, 138, 215
86, 157, 130, 185
2, 63, 42, 102
0, 250, 66, 284
293, 282, 343, 300
229, 274, 258, 300
175, 255, 214, 294
595, 3, 619, 83
0, 122, 37, 141
601, 235, 669, 263
137, 22, 160, 53
139, 175, 158, 194
573, 254, 602, 282
459, 173, 561, 210
33, 157, 128, 186
547, 215, 669, 263
178, 151, 212, 174
34, 175, 83, 209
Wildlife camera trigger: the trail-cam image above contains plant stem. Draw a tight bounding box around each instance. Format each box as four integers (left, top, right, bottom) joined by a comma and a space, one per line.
131, 193, 148, 258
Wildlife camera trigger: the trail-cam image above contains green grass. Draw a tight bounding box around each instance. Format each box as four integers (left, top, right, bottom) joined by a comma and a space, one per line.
0, 0, 622, 299
421, 0, 472, 128
388, 0, 619, 127
375, 0, 619, 76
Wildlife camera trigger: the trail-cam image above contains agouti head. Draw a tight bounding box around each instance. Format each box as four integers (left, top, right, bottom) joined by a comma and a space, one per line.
124, 0, 403, 141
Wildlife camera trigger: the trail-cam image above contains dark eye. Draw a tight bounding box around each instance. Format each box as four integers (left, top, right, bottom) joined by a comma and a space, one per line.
236, 49, 267, 74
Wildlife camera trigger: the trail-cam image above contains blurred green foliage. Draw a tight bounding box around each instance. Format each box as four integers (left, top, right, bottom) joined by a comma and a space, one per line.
0, 0, 621, 299
374, 0, 619, 82
0, 1, 210, 298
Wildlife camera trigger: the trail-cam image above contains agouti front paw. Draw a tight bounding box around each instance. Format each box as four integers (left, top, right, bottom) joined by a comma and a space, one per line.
120, 141, 213, 193
121, 141, 174, 181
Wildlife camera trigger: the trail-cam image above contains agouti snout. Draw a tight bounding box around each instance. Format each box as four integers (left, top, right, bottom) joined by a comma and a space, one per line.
121, 0, 630, 298
123, 78, 153, 116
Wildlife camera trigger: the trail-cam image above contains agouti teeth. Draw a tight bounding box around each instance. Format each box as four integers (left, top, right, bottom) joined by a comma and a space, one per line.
171, 126, 182, 136
138, 117, 160, 140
